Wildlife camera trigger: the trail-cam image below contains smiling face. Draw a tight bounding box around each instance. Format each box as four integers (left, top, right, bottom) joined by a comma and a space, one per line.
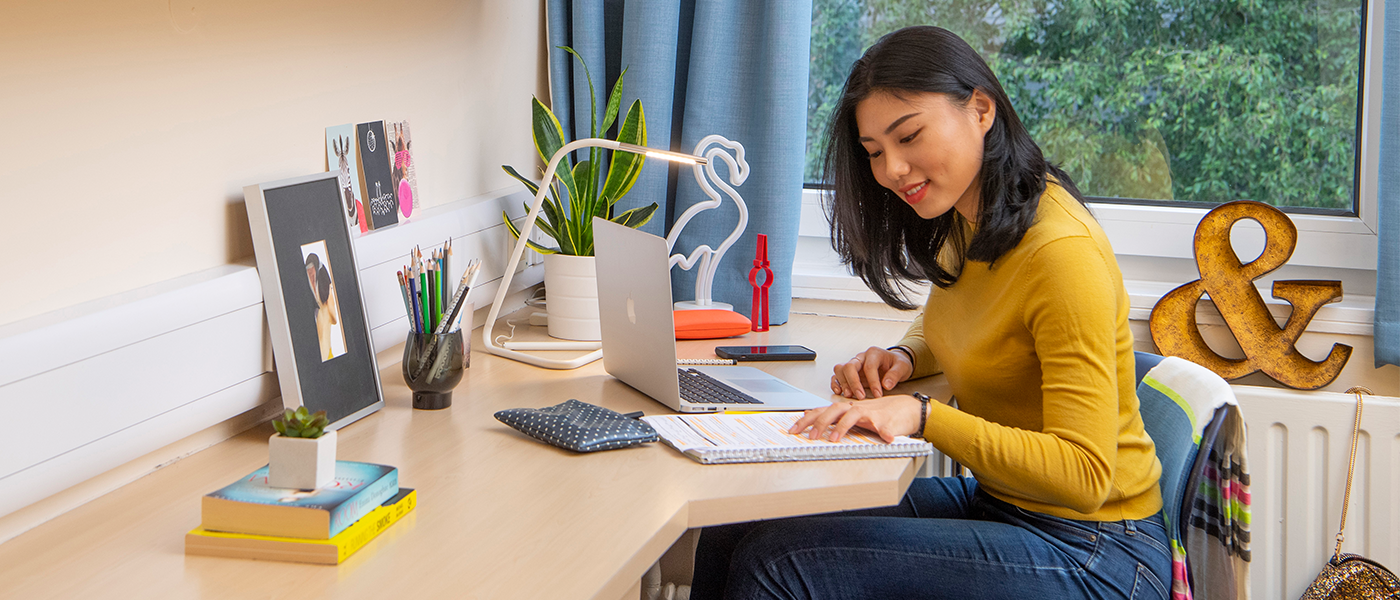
855, 90, 995, 222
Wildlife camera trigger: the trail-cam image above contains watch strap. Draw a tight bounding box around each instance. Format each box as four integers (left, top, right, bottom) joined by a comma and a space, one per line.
911, 392, 931, 439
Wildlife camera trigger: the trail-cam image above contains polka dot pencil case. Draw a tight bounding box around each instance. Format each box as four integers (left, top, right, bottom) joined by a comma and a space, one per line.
494, 399, 659, 453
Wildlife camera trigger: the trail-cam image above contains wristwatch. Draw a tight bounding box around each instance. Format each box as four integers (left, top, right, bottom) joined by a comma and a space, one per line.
911, 392, 931, 439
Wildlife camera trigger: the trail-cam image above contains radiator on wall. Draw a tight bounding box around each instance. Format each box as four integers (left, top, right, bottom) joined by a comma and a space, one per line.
1234, 386, 1400, 600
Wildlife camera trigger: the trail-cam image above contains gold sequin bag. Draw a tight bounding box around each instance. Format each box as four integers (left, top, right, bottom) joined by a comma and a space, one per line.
1299, 388, 1400, 600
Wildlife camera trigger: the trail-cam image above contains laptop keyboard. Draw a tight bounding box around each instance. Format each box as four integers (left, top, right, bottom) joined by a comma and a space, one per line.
678, 368, 764, 405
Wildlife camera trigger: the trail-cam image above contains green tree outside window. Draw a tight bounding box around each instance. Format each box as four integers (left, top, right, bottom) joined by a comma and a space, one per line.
807, 0, 1363, 211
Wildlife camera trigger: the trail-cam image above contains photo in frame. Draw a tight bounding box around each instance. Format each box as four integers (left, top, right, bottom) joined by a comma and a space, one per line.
244, 172, 384, 429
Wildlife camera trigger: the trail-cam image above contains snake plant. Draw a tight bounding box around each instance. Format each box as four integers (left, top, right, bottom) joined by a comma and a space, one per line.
501, 46, 655, 256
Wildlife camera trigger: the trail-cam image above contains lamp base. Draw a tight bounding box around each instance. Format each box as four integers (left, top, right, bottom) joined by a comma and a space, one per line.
413, 391, 452, 410
675, 300, 733, 311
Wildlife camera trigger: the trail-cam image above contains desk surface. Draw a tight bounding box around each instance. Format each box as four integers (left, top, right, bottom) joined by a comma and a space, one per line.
0, 312, 943, 600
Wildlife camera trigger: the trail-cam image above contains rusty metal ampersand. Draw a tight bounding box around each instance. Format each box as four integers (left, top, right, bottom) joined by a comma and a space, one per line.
1149, 200, 1351, 390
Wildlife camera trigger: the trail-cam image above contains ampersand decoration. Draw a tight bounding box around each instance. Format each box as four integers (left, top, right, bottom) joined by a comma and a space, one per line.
1149, 200, 1351, 390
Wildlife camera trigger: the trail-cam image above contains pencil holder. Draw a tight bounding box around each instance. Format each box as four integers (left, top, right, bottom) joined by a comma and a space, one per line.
402, 329, 467, 410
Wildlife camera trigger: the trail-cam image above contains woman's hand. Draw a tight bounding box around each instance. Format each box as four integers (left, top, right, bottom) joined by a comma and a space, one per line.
831, 346, 913, 399
787, 395, 923, 443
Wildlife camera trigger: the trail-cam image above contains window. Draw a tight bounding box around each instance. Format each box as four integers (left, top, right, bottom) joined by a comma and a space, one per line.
801, 0, 1383, 290
808, 0, 1366, 211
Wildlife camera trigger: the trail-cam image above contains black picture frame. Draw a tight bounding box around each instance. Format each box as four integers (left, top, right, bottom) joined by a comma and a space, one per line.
244, 172, 384, 429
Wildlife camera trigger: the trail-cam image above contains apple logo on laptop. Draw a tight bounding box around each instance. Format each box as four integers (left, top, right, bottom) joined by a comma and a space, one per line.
627, 296, 637, 325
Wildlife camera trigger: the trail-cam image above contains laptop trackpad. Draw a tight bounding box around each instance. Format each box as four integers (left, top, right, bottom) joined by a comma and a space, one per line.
726, 378, 802, 394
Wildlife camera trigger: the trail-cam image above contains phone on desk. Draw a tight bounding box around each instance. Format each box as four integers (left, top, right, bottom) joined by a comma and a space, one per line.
714, 345, 817, 361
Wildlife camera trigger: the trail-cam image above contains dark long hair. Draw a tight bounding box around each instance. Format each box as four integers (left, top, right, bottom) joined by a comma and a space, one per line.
823, 26, 1085, 310
306, 254, 331, 303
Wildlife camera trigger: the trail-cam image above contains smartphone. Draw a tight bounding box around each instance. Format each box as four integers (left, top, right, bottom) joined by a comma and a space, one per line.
714, 345, 817, 361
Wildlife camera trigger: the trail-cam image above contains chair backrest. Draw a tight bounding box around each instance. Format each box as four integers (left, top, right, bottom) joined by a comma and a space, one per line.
1134, 352, 1235, 538
1134, 351, 1165, 388
1135, 351, 1198, 540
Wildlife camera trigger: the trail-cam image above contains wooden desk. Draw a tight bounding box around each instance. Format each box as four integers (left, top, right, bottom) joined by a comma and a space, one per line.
0, 313, 942, 600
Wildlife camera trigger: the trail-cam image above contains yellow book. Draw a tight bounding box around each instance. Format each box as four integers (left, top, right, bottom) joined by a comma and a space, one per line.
185, 488, 415, 565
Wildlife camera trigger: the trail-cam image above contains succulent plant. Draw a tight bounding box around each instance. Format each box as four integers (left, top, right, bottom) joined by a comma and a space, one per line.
273, 406, 331, 439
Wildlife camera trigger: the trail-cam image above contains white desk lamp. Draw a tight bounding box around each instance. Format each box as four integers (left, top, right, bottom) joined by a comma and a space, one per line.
483, 138, 707, 370
666, 135, 749, 310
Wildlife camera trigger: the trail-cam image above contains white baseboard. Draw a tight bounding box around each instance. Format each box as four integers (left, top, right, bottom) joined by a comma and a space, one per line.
0, 185, 543, 531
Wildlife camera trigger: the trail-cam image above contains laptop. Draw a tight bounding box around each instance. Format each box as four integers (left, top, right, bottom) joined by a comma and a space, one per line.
592, 218, 833, 413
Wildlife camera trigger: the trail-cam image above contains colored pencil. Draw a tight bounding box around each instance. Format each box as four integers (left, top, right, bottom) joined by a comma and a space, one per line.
410, 273, 424, 334
397, 241, 478, 336
417, 267, 427, 334
429, 265, 440, 331
443, 239, 452, 306
453, 261, 481, 332
436, 258, 481, 335
396, 271, 416, 333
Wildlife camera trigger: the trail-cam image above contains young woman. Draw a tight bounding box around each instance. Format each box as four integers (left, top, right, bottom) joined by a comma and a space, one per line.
691, 26, 1171, 600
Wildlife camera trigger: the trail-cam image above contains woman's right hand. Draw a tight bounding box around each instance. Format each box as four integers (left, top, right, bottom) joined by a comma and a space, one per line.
831, 346, 913, 399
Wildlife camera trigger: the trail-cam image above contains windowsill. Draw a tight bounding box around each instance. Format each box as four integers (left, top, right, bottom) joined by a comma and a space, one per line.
792, 258, 1375, 337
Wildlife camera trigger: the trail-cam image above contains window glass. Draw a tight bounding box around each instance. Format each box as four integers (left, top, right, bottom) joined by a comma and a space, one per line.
807, 0, 1365, 213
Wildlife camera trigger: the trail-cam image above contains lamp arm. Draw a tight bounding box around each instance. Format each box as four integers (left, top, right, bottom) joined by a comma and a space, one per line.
482, 138, 616, 369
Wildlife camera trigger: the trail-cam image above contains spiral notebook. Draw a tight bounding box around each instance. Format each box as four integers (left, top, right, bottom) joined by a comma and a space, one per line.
641, 412, 933, 464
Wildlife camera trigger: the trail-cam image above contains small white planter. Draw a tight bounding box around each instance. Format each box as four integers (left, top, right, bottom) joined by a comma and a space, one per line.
543, 254, 600, 341
268, 429, 337, 490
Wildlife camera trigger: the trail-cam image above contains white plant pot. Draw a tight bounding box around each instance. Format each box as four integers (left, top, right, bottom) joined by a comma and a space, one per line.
543, 253, 600, 341
268, 429, 336, 490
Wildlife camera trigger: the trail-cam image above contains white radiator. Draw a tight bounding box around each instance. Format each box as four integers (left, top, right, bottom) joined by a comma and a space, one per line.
1234, 385, 1400, 600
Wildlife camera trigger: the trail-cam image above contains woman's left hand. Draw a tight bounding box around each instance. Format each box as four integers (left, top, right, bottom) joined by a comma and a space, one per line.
788, 395, 924, 443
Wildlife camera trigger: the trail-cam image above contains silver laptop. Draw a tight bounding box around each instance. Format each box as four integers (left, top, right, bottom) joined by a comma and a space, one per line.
592, 218, 833, 413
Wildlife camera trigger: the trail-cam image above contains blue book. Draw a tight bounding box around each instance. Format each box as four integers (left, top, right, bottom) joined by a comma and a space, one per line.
201, 461, 398, 540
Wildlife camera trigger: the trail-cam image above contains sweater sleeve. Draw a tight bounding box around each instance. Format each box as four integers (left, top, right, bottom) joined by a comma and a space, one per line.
896, 311, 943, 379
921, 236, 1122, 514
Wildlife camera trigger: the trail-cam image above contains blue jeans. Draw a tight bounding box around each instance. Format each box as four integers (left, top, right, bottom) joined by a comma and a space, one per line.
692, 476, 1172, 600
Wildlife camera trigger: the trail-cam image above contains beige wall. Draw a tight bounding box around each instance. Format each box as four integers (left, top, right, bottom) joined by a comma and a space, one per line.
0, 0, 547, 326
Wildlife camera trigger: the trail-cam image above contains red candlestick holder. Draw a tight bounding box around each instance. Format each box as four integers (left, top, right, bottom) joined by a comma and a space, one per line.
748, 234, 772, 332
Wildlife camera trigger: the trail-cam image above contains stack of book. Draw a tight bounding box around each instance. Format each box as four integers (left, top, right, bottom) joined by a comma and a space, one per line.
185, 461, 414, 565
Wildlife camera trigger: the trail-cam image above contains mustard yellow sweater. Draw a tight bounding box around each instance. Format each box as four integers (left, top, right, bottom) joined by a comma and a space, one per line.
897, 183, 1162, 522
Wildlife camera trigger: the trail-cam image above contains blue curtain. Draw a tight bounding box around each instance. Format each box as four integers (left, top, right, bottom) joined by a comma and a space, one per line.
547, 0, 812, 325
1376, 4, 1400, 367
